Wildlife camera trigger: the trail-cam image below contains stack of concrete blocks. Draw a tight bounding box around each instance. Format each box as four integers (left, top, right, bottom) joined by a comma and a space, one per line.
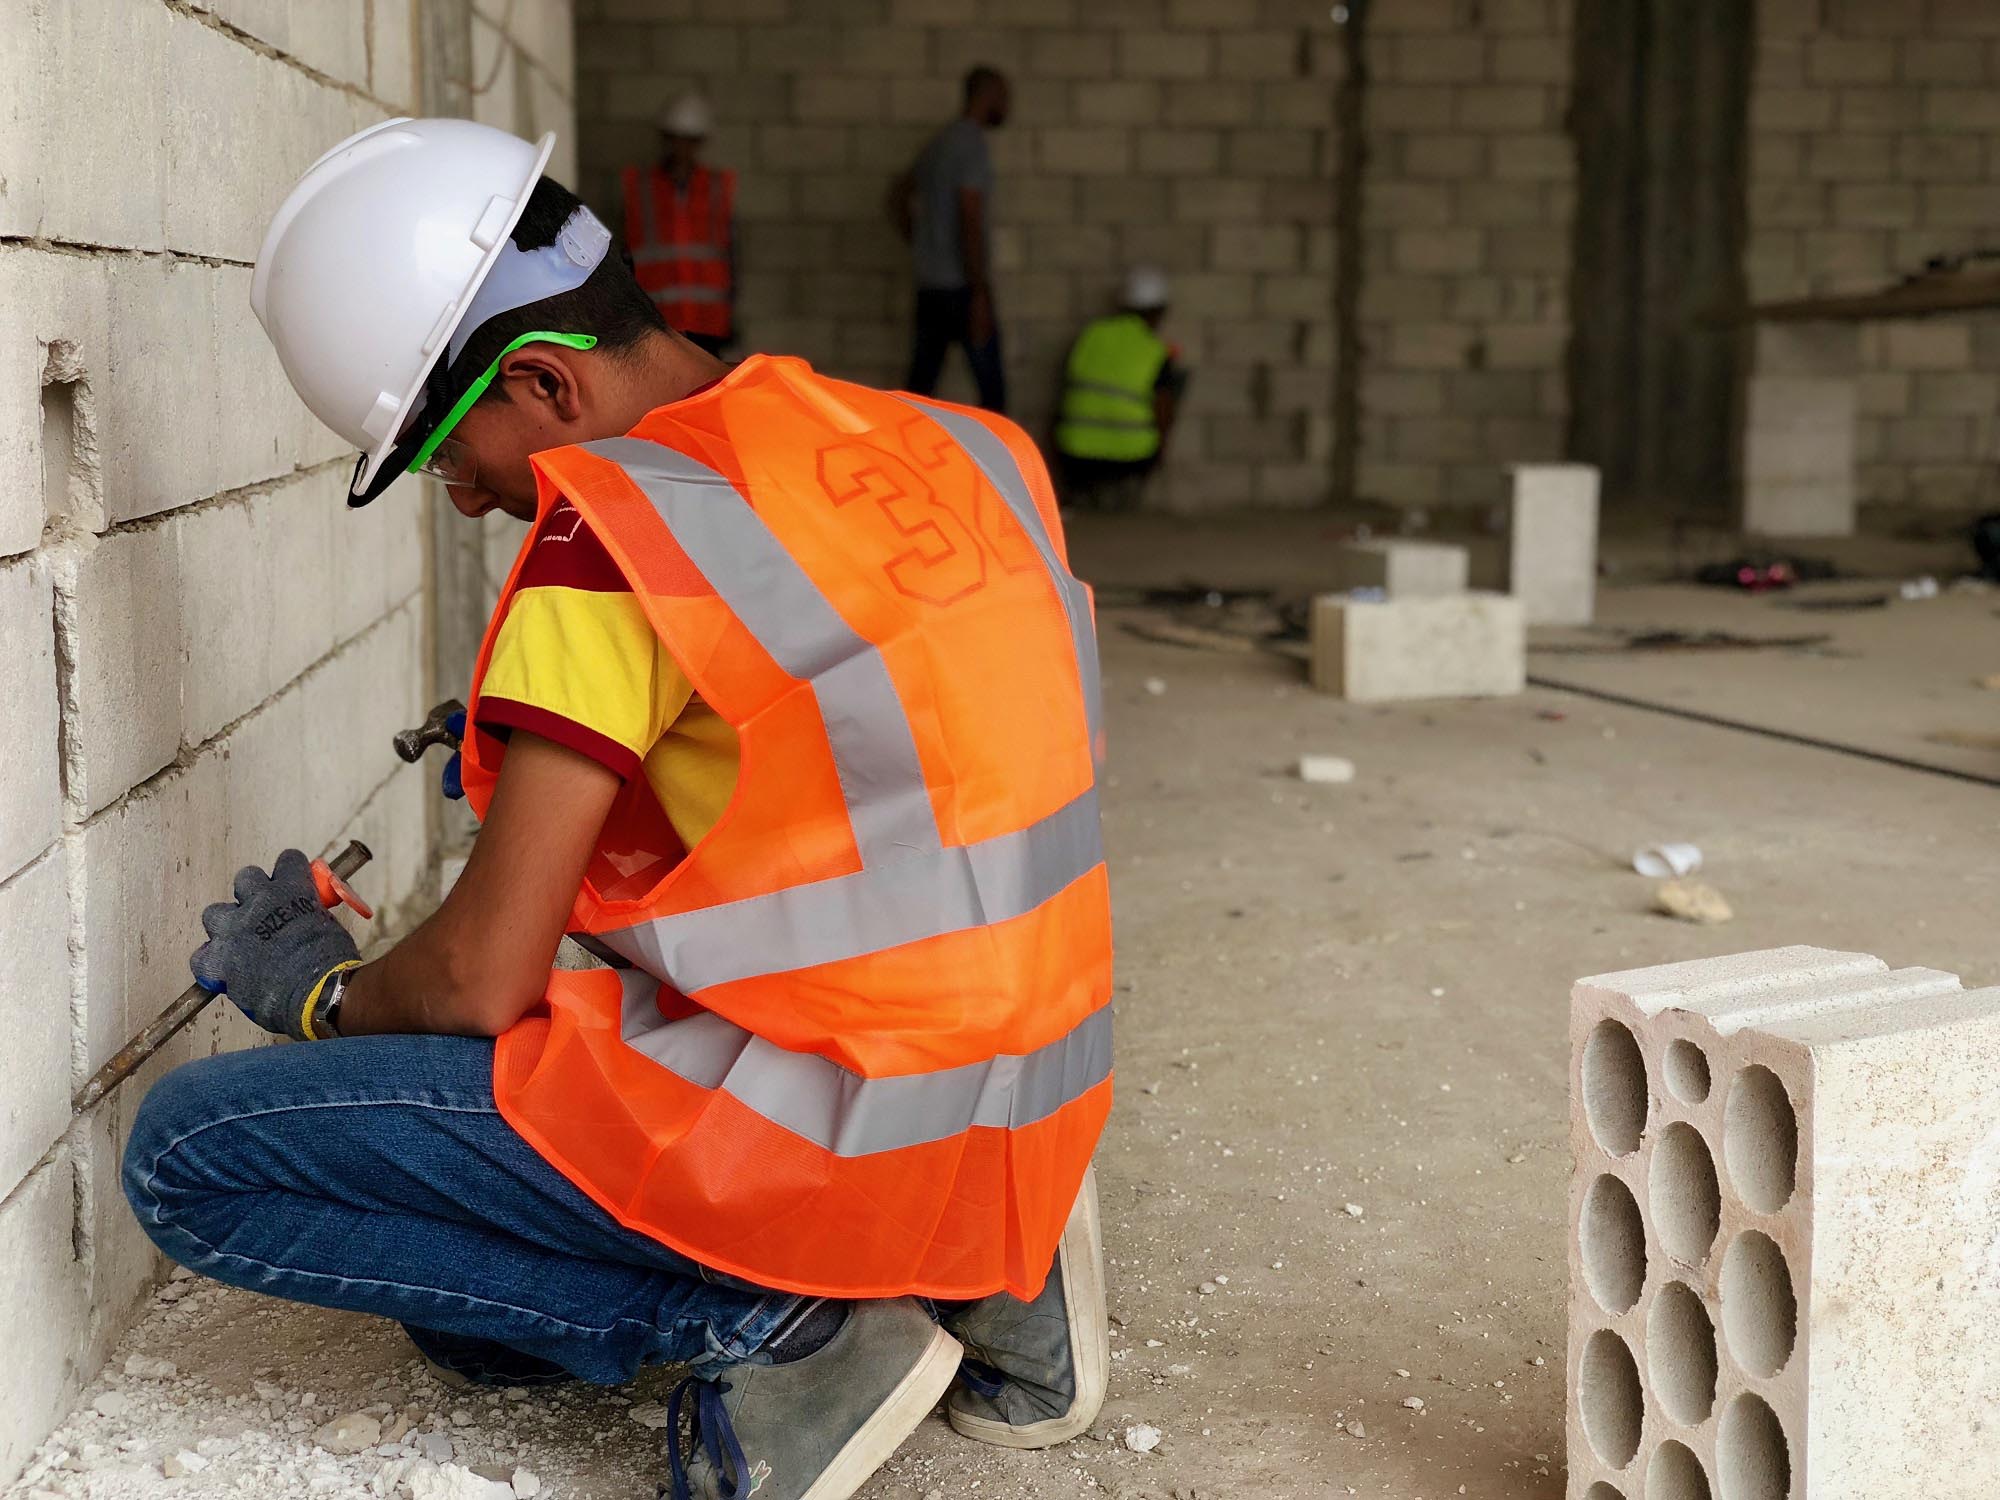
1568, 945, 2000, 1500
1335, 537, 1471, 598
1312, 538, 1520, 702
1507, 462, 1598, 626
1747, 1, 2000, 517
0, 3, 572, 1485
572, 0, 1343, 514
1742, 325, 1860, 539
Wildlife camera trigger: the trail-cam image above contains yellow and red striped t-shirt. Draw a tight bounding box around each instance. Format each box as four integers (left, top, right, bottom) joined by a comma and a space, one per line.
477, 499, 740, 850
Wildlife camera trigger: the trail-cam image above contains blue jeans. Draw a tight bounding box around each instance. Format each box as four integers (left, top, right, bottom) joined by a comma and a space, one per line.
122, 1035, 807, 1384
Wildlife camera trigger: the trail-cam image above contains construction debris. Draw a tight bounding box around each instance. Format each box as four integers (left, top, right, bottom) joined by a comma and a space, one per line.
1653, 878, 1734, 925
1298, 754, 1357, 784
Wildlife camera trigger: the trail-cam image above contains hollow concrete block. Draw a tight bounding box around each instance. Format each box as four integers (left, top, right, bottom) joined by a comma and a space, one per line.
1567, 945, 2000, 1500
1310, 591, 1525, 703
1335, 539, 1470, 598
1506, 463, 1599, 626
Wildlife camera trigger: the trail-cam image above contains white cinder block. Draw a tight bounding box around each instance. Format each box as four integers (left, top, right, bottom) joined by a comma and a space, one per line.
0, 1, 49, 240
187, 0, 289, 51
100, 256, 220, 524
0, 1158, 91, 1485
283, 0, 370, 92
1336, 539, 1470, 598
0, 558, 61, 881
57, 530, 184, 819
78, 756, 227, 1077
1310, 592, 1525, 703
1507, 463, 1599, 626
176, 476, 340, 747
1569, 947, 2000, 1500
369, 0, 418, 110
36, 0, 172, 250
0, 851, 72, 1199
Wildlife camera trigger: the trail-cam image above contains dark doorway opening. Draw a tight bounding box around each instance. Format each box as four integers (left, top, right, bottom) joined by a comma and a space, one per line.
1567, 0, 1753, 519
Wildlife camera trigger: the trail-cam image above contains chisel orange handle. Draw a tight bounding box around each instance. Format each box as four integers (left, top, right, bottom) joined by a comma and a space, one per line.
312, 856, 374, 920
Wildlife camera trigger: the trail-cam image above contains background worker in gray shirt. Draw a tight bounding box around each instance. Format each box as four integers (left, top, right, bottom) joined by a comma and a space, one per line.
889, 65, 1012, 412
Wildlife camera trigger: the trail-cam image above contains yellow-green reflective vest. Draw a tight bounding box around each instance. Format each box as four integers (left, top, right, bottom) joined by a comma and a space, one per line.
1055, 313, 1169, 463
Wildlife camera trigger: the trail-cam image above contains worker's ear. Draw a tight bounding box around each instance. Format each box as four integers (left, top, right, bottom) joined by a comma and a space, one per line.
495, 347, 585, 425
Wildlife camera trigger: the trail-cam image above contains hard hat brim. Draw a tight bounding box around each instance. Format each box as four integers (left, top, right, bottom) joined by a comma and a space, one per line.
346, 129, 559, 505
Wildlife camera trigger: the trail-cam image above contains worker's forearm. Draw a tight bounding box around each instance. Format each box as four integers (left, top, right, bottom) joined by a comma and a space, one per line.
334, 909, 543, 1039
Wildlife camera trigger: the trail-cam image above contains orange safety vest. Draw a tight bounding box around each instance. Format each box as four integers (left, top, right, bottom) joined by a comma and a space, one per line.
459, 355, 1113, 1301
620, 164, 735, 340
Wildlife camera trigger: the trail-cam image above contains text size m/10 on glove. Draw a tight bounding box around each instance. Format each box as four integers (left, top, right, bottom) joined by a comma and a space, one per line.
190, 848, 360, 1040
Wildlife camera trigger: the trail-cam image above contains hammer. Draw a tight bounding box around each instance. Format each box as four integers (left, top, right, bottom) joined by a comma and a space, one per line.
394, 698, 467, 764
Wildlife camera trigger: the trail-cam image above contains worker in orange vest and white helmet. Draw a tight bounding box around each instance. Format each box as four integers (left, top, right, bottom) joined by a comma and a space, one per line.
621, 92, 737, 355
119, 117, 1111, 1500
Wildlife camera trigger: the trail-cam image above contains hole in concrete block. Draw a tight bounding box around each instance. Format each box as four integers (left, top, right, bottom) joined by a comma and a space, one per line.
1580, 1172, 1647, 1315
1719, 1230, 1797, 1378
1724, 1065, 1797, 1214
1646, 1280, 1718, 1425
1583, 1018, 1647, 1156
1650, 1121, 1721, 1266
1578, 1328, 1644, 1469
1649, 1439, 1713, 1500
1584, 1487, 1627, 1500
1717, 1393, 1790, 1500
1664, 1038, 1711, 1104
39, 339, 98, 532
42, 377, 77, 525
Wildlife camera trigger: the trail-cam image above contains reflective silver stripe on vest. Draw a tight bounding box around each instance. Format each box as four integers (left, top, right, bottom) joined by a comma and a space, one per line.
1065, 377, 1151, 407
583, 437, 941, 864
895, 398, 1105, 754
620, 995, 1112, 1157
1059, 416, 1155, 431
598, 785, 1101, 990
631, 245, 728, 265
643, 284, 730, 304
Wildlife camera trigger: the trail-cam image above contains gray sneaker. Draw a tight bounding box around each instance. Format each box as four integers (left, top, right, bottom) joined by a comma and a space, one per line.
944, 1166, 1109, 1449
667, 1297, 962, 1500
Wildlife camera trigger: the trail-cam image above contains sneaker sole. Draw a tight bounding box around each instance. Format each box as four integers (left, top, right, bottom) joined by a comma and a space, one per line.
802, 1322, 964, 1500
947, 1165, 1110, 1450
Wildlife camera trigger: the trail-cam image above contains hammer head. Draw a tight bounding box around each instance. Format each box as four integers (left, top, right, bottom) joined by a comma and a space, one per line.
394, 698, 467, 763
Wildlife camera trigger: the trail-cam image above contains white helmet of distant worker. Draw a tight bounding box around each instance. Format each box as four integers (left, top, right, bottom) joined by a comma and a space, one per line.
659, 92, 714, 139
251, 118, 611, 506
1122, 265, 1171, 312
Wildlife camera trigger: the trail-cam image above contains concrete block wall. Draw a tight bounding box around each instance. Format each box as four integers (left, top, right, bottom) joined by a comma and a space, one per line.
572, 0, 1341, 513
1749, 0, 2000, 516
1356, 0, 1576, 515
0, 3, 571, 1483
1569, 946, 2000, 1499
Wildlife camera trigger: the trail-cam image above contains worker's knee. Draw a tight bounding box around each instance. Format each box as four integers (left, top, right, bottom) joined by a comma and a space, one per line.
120, 1051, 241, 1241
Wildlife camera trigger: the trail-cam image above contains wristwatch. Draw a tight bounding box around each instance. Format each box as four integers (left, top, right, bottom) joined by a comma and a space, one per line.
311, 965, 356, 1039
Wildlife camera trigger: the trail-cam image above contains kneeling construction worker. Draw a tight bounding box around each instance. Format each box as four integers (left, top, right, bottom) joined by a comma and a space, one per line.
1053, 267, 1185, 509
122, 119, 1112, 1500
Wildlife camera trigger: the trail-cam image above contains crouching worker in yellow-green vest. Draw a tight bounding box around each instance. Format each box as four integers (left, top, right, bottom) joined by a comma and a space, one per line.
1052, 266, 1186, 509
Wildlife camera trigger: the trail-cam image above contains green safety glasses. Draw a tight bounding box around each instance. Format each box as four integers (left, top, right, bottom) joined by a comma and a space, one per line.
406, 330, 599, 487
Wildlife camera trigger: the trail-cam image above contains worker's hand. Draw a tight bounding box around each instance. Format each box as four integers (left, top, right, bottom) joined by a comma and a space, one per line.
190, 849, 361, 1040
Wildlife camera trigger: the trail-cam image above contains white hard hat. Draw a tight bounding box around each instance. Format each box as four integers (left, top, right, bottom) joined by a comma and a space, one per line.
251, 117, 556, 503
659, 93, 713, 139
1122, 265, 1171, 311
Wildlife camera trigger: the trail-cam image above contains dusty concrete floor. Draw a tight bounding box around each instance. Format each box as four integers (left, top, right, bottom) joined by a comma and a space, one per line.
14, 517, 2000, 1500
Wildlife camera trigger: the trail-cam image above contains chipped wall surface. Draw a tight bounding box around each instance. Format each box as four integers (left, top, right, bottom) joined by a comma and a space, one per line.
571, 0, 1342, 513
0, 2, 574, 1483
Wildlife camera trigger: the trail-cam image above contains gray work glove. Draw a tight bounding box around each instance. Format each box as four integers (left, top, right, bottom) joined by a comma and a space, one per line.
190, 849, 360, 1040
